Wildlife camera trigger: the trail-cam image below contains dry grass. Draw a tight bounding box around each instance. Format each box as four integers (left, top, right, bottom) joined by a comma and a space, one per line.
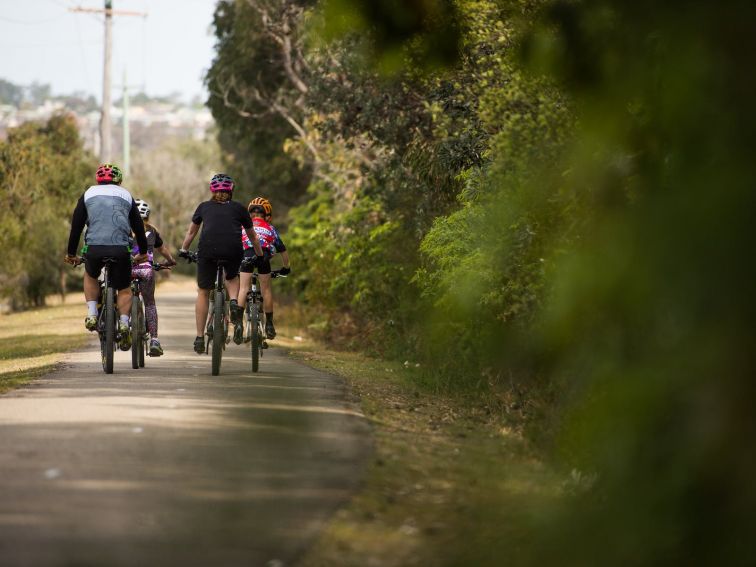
286, 347, 563, 567
0, 297, 90, 393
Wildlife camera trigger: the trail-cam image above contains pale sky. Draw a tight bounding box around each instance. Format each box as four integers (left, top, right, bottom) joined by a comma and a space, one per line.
0, 0, 219, 101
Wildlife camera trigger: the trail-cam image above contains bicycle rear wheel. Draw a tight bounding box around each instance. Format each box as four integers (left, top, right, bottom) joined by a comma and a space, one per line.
131, 296, 142, 369
138, 305, 146, 367
102, 287, 114, 374
251, 303, 260, 373
211, 289, 224, 376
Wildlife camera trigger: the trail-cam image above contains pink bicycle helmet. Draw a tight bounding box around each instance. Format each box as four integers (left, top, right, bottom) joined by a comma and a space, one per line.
209, 173, 234, 193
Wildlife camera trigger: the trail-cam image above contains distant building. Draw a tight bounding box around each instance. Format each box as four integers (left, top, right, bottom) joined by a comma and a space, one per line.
0, 98, 215, 155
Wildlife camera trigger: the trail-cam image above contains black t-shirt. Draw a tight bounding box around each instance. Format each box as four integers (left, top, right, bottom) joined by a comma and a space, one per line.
192, 199, 252, 259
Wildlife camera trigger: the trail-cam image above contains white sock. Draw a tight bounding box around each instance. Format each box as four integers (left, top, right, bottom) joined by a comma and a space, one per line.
86, 301, 98, 316
120, 314, 129, 326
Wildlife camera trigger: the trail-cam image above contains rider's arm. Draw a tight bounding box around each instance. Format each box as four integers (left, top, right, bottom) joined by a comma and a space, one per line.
279, 250, 290, 269
129, 201, 149, 253
153, 230, 176, 264
156, 245, 176, 265
66, 195, 87, 256
181, 222, 200, 251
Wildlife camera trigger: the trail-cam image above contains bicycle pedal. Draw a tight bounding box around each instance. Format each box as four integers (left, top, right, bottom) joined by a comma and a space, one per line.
262, 341, 269, 349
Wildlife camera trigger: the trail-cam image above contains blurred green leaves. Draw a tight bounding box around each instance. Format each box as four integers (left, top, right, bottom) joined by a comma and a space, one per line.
209, 1, 756, 562
319, 0, 461, 72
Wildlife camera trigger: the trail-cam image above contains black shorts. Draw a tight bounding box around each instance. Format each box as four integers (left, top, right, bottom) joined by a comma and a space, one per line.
84, 245, 132, 291
240, 248, 271, 275
197, 255, 243, 290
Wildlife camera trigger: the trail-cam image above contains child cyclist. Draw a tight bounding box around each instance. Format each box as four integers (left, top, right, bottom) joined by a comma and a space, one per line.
179, 174, 263, 354
234, 196, 291, 343
130, 199, 177, 356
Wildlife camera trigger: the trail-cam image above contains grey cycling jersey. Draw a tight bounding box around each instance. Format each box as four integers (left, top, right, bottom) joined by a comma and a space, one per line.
82, 184, 134, 247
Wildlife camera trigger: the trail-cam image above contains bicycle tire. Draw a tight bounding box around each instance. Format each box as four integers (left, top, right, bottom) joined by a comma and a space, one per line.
251, 303, 260, 373
103, 287, 114, 374
211, 289, 224, 376
138, 299, 145, 367
131, 296, 141, 369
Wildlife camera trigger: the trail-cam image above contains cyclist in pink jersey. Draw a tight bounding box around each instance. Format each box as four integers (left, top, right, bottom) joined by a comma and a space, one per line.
234, 197, 290, 343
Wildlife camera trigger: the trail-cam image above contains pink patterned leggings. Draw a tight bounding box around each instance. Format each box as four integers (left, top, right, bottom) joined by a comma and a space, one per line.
131, 264, 158, 337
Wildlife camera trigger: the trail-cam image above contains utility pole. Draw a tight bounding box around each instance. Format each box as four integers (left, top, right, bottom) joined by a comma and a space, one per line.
69, 2, 147, 162
102, 0, 112, 161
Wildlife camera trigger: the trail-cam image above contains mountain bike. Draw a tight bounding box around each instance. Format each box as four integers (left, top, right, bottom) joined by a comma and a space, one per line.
73, 256, 119, 374
130, 262, 171, 369
240, 259, 286, 373
180, 251, 230, 376
69, 255, 132, 374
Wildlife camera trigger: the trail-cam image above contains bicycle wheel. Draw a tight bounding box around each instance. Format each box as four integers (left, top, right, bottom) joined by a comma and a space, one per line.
211, 289, 224, 376
138, 300, 146, 367
103, 287, 115, 374
131, 296, 142, 369
245, 303, 252, 344
251, 303, 260, 373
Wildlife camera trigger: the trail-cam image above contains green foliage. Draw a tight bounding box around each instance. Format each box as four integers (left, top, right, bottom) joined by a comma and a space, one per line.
289, 181, 417, 352
212, 0, 756, 561
0, 115, 93, 308
205, 0, 311, 215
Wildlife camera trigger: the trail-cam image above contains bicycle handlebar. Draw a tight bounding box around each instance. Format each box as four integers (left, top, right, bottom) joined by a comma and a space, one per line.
179, 250, 199, 264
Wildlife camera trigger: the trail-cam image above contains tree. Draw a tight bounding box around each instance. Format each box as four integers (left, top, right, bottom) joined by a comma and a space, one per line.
0, 115, 94, 308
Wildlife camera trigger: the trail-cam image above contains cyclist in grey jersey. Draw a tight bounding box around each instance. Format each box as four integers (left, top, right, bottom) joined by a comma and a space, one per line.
65, 163, 147, 350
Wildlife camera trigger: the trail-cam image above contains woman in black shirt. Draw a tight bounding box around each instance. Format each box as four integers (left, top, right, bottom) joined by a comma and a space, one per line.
180, 174, 263, 354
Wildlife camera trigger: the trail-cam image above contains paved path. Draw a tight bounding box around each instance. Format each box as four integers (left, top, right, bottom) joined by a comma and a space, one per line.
0, 284, 371, 566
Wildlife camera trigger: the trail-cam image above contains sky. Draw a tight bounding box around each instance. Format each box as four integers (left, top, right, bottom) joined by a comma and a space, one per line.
0, 0, 219, 102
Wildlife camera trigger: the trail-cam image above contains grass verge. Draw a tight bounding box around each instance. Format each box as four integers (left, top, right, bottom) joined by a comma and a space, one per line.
279, 338, 566, 567
0, 299, 90, 394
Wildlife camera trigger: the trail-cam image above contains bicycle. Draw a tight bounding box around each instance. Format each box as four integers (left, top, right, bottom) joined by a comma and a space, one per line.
130, 262, 172, 369
180, 250, 230, 376
69, 256, 120, 374
240, 258, 286, 373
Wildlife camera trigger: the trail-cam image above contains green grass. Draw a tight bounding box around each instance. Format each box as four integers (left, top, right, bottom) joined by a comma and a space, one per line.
0, 300, 89, 393
0, 334, 86, 360
0, 364, 60, 394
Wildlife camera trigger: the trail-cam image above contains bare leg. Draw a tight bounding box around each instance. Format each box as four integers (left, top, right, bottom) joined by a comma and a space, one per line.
83, 272, 100, 302
237, 272, 252, 308
259, 274, 273, 313
116, 288, 132, 317
196, 288, 210, 337
225, 276, 240, 302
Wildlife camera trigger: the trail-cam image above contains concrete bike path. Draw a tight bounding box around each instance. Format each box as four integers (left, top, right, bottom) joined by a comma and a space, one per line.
0, 281, 371, 566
